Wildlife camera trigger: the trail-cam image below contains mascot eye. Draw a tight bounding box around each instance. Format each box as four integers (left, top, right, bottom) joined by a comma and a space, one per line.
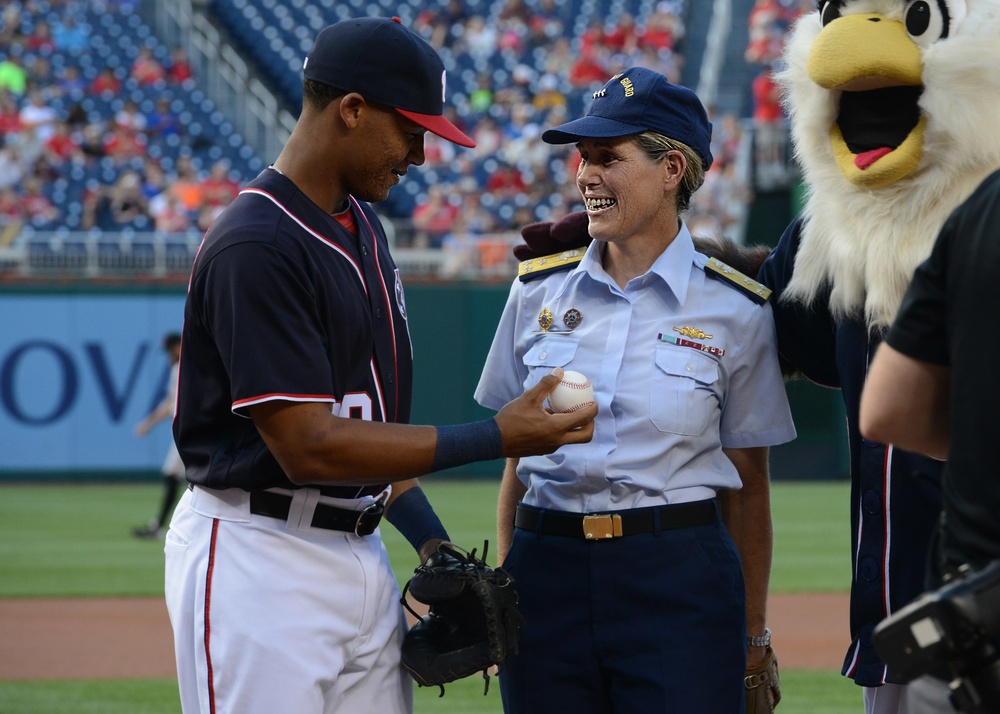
904, 0, 965, 46
819, 1, 842, 26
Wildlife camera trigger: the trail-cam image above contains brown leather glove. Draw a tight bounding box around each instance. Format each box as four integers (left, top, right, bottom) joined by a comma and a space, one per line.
745, 646, 781, 713
512, 211, 592, 261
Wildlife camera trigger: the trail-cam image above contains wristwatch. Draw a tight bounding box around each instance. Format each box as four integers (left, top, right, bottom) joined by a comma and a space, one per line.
747, 627, 771, 647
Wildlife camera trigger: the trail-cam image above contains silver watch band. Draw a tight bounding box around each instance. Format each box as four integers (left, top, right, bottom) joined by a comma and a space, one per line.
747, 627, 771, 647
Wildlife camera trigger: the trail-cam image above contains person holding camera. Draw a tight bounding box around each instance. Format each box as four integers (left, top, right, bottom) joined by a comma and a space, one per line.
860, 168, 1000, 712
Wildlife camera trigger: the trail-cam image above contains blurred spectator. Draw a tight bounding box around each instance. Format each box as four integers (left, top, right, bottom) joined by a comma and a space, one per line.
79, 122, 107, 162
463, 16, 498, 59
130, 46, 166, 86
0, 185, 19, 219
21, 174, 59, 226
533, 74, 567, 114
167, 46, 193, 85
52, 16, 89, 54
55, 64, 88, 97
751, 65, 788, 188
43, 121, 83, 165
543, 37, 574, 78
105, 124, 148, 164
201, 160, 240, 208
468, 74, 494, 115
411, 184, 460, 248
25, 20, 55, 53
90, 67, 122, 97
746, 0, 787, 65
0, 52, 28, 96
169, 155, 204, 213
708, 109, 743, 170
19, 90, 58, 145
140, 157, 169, 201
639, 5, 683, 52
604, 13, 639, 54
0, 146, 24, 189
440, 213, 478, 277
152, 192, 192, 232
25, 54, 55, 89
0, 92, 22, 137
485, 161, 527, 197
471, 115, 503, 159
145, 97, 181, 138
83, 169, 149, 229
0, 5, 24, 46
115, 99, 148, 134
568, 49, 608, 88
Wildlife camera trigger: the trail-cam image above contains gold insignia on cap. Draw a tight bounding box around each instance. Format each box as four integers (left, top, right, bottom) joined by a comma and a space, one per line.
673, 326, 713, 340
538, 308, 554, 332
563, 308, 583, 330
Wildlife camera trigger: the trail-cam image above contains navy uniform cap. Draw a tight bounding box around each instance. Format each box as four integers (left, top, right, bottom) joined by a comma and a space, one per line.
542, 67, 713, 170
303, 17, 475, 148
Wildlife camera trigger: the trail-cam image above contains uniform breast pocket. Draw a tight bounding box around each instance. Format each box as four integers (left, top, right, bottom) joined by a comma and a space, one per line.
650, 347, 720, 436
522, 337, 579, 385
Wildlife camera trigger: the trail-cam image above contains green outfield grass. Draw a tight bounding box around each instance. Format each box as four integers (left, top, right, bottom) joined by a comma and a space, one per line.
0, 478, 857, 713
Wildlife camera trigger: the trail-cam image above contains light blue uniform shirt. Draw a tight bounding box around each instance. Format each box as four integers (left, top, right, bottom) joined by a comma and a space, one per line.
475, 222, 796, 513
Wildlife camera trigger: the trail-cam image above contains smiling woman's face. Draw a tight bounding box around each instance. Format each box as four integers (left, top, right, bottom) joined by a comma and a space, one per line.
575, 136, 677, 244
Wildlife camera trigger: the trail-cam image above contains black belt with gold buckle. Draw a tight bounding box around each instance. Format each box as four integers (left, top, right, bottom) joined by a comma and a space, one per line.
249, 490, 384, 536
513, 500, 717, 540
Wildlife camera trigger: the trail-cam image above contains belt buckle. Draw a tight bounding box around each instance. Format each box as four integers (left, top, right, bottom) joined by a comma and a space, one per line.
354, 500, 384, 537
582, 513, 623, 540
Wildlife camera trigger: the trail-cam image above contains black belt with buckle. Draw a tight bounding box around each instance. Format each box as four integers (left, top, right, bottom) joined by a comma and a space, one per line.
514, 500, 717, 540
249, 490, 384, 536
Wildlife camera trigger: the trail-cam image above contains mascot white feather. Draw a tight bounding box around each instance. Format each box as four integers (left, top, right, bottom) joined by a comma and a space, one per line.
759, 1, 1000, 710
780, 0, 1000, 328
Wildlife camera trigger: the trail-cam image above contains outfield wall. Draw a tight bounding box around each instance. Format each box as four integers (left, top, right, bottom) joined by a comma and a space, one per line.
0, 284, 846, 481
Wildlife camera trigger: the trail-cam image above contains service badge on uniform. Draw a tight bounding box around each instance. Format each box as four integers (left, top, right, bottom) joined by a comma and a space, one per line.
538, 308, 554, 332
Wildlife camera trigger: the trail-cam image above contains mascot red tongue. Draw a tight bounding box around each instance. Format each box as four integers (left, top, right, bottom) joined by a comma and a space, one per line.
758, 0, 1000, 707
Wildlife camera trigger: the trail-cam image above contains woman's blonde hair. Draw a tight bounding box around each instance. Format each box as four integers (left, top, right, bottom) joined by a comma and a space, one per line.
632, 131, 706, 213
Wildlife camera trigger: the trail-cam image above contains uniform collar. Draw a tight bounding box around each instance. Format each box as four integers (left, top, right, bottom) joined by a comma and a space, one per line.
570, 220, 695, 305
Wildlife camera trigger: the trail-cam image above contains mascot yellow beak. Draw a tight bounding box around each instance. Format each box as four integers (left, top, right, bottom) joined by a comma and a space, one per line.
807, 14, 925, 189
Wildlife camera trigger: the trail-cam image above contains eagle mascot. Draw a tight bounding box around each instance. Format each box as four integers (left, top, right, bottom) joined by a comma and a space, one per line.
757, 1, 1000, 710
512, 2, 1000, 711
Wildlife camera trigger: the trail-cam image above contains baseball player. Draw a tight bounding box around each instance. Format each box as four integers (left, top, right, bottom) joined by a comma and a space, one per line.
131, 332, 184, 539
163, 17, 596, 714
475, 68, 795, 713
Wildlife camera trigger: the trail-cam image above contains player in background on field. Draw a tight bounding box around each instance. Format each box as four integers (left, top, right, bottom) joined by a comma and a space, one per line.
131, 331, 183, 540
164, 17, 595, 714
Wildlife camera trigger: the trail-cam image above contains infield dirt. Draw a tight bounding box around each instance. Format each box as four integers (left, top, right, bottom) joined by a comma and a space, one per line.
0, 593, 849, 680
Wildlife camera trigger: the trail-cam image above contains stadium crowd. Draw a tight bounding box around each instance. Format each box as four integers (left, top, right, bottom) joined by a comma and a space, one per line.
0, 0, 806, 275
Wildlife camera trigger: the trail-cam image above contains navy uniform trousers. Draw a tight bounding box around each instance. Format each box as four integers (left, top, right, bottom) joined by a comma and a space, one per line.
499, 503, 747, 714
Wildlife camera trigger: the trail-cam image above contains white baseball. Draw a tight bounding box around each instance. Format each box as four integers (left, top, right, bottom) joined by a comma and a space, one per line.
548, 370, 595, 413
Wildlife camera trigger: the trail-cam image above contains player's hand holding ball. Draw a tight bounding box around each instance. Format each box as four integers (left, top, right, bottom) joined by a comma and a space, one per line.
546, 370, 595, 413
494, 367, 597, 456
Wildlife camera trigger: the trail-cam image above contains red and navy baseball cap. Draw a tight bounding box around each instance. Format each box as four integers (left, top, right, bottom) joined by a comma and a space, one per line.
303, 17, 475, 148
542, 67, 713, 170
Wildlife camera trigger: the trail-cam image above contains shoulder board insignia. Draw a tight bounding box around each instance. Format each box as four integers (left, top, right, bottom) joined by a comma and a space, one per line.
704, 257, 772, 304
518, 248, 586, 282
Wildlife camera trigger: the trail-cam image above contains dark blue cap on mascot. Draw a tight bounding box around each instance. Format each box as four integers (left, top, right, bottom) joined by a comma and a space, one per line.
303, 16, 475, 148
542, 67, 713, 170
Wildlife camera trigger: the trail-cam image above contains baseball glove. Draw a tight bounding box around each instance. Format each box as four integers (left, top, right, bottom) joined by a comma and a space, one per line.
745, 647, 781, 713
400, 541, 523, 696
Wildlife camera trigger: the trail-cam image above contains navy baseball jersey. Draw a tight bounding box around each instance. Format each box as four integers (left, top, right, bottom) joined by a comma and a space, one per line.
173, 168, 414, 492
758, 216, 943, 687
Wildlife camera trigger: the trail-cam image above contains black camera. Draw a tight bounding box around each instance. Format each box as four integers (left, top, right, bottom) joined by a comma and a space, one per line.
872, 559, 1000, 713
